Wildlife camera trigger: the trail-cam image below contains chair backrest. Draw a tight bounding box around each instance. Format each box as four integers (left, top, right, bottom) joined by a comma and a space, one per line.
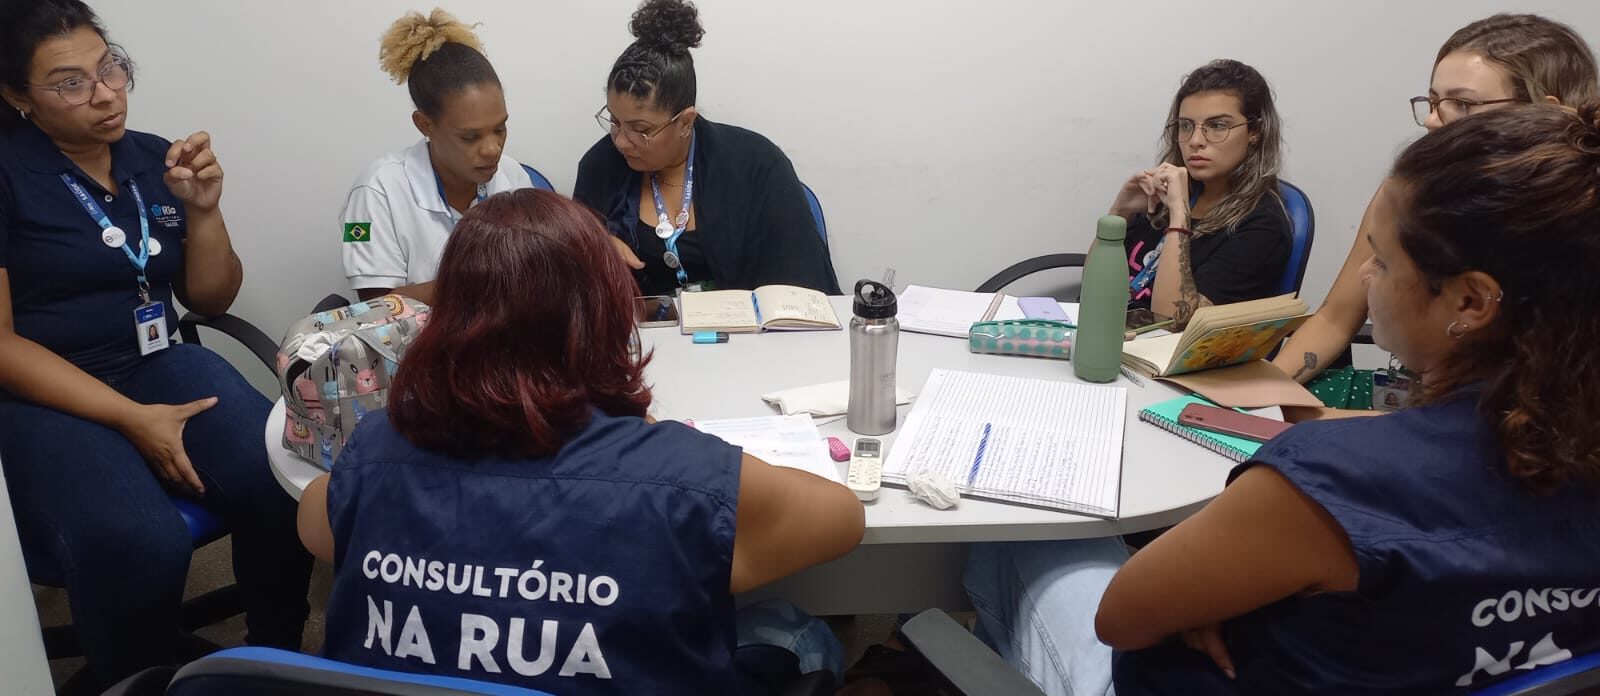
521, 164, 555, 192
167, 647, 556, 696
1469, 650, 1600, 696
1276, 180, 1315, 296
801, 181, 827, 243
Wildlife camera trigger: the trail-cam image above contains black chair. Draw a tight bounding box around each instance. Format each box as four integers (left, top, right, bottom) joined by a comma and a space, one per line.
975, 180, 1316, 300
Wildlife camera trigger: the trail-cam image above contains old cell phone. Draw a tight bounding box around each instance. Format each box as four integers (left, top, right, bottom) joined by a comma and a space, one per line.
635, 295, 679, 328
848, 438, 883, 502
1177, 403, 1292, 443
1017, 297, 1071, 322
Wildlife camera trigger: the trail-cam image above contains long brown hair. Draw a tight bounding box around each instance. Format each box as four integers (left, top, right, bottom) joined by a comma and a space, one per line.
1436, 14, 1599, 105
1153, 59, 1284, 235
1391, 102, 1600, 493
389, 189, 652, 458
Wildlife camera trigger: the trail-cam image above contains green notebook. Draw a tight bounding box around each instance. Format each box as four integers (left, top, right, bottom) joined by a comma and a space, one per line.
1139, 394, 1264, 463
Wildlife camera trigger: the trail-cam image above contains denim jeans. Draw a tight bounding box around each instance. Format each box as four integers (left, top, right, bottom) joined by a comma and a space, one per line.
964, 537, 1130, 696
736, 599, 845, 680
0, 344, 312, 687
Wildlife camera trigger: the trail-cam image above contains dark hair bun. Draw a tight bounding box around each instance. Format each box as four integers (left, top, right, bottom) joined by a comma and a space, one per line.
629, 0, 703, 56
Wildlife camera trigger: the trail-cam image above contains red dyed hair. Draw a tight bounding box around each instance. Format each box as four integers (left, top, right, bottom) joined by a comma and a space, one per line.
389, 189, 651, 457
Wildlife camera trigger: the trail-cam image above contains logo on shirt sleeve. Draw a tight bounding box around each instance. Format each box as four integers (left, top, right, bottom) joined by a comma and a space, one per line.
343, 222, 373, 243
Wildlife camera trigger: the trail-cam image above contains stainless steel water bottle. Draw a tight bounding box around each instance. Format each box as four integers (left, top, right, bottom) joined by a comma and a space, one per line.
847, 280, 899, 435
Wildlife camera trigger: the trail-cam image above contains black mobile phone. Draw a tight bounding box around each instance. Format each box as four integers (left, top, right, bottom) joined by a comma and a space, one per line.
635, 295, 679, 328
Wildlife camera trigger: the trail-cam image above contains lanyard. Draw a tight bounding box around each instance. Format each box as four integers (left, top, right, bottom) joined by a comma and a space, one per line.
650, 133, 697, 286
60, 173, 153, 298
429, 146, 489, 225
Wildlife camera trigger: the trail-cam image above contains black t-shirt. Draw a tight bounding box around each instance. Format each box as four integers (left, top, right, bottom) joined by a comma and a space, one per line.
1123, 194, 1291, 310
632, 219, 712, 295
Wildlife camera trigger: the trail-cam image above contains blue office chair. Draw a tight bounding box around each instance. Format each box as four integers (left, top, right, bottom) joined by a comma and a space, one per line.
1274, 180, 1315, 297
801, 181, 827, 243
26, 310, 276, 694
520, 164, 555, 192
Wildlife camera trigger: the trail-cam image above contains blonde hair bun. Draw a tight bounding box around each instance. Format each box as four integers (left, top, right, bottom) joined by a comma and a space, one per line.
379, 8, 484, 85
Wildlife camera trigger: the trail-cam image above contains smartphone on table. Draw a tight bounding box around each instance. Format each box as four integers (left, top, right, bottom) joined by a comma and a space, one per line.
1178, 403, 1292, 443
635, 295, 679, 328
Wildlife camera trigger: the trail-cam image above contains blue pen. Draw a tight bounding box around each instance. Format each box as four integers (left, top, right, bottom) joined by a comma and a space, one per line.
967, 423, 992, 487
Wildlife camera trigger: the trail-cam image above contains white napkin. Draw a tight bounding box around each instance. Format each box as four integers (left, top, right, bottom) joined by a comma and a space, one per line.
760, 380, 915, 417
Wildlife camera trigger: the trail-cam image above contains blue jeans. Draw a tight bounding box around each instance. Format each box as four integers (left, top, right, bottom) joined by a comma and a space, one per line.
736, 599, 844, 681
0, 344, 312, 687
964, 538, 1129, 696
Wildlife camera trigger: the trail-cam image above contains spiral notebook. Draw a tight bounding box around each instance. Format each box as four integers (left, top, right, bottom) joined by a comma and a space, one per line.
1138, 394, 1266, 463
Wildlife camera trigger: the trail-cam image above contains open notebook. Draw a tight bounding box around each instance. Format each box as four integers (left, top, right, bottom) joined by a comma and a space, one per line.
678, 285, 841, 334
883, 369, 1127, 518
896, 285, 1078, 338
1122, 295, 1310, 377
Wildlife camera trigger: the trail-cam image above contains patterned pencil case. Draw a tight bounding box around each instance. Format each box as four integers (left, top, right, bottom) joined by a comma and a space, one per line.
968, 320, 1076, 360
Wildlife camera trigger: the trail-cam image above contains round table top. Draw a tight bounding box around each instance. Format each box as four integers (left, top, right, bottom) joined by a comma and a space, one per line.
265, 296, 1234, 544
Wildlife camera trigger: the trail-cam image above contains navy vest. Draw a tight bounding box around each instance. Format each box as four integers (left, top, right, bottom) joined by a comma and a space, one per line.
1116, 393, 1600, 694
322, 408, 745, 695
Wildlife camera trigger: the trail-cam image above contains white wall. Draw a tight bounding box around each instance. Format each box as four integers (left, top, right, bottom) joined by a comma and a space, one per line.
92, 0, 1600, 367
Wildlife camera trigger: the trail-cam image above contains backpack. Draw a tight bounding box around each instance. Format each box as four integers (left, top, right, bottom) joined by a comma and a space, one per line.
275, 295, 429, 469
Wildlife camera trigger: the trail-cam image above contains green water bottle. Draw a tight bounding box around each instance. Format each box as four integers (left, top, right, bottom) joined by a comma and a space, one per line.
1073, 215, 1130, 383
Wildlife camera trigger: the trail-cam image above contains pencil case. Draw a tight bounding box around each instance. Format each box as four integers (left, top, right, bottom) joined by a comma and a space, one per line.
968, 320, 1075, 360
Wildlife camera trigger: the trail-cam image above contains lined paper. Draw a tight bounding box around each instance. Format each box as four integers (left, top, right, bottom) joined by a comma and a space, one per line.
883, 369, 1127, 518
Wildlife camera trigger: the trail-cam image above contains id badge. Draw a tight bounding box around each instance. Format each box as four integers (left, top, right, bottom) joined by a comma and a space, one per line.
1372, 370, 1414, 413
135, 301, 170, 355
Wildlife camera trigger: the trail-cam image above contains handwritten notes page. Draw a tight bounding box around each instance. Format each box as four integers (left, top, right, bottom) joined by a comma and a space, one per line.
693, 415, 844, 485
883, 369, 1127, 518
678, 291, 761, 333
751, 285, 840, 329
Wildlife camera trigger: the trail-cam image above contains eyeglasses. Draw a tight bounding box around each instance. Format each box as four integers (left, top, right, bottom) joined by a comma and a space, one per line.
29, 58, 133, 107
596, 106, 688, 147
1409, 95, 1520, 127
1169, 118, 1251, 144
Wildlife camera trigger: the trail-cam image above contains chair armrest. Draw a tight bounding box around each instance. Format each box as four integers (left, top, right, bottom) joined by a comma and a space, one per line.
900, 609, 1046, 696
178, 312, 278, 373
1352, 322, 1375, 345
314, 292, 352, 314
975, 254, 1087, 294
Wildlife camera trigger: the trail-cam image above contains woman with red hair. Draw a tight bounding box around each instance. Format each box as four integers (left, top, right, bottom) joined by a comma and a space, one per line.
298, 189, 864, 693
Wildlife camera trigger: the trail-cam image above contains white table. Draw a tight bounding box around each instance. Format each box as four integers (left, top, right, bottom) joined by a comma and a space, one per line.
266, 297, 1235, 613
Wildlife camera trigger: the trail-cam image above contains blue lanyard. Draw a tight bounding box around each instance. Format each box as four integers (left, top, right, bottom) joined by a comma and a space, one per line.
60, 173, 152, 294
650, 133, 697, 286
429, 146, 488, 225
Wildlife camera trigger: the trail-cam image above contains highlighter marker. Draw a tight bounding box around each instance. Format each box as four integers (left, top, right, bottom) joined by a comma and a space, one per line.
692, 331, 729, 344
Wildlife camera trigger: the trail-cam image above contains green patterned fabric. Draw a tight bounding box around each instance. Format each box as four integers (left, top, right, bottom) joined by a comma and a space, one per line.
1305, 366, 1374, 410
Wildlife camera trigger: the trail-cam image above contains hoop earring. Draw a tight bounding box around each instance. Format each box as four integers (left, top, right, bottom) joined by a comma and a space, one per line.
1446, 321, 1469, 340
16, 107, 27, 121
1489, 290, 1504, 303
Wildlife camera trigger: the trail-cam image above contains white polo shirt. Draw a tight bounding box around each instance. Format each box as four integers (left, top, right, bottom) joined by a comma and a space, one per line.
340, 139, 534, 289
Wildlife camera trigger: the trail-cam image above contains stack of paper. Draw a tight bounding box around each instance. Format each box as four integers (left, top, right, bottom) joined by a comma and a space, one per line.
692, 415, 844, 484
896, 285, 1078, 338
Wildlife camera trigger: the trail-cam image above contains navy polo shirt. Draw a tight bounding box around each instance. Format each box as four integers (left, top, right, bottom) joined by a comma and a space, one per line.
0, 124, 186, 381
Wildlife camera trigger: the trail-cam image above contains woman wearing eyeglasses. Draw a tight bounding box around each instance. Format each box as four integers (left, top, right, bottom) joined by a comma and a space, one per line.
574, 0, 840, 297
339, 9, 536, 304
1114, 59, 1290, 328
1272, 14, 1598, 397
0, 0, 310, 687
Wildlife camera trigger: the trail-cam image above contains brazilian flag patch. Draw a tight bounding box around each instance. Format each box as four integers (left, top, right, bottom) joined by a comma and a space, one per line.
343, 222, 372, 243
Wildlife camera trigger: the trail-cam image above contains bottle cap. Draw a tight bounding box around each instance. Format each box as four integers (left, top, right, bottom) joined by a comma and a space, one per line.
853, 280, 897, 319
1096, 215, 1128, 242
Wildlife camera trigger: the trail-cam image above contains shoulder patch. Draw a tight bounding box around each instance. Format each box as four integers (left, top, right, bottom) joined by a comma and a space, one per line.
342, 222, 372, 243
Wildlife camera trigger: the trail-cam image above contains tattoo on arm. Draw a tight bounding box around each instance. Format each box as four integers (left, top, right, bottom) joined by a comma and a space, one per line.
1293, 352, 1319, 380
1171, 232, 1202, 327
